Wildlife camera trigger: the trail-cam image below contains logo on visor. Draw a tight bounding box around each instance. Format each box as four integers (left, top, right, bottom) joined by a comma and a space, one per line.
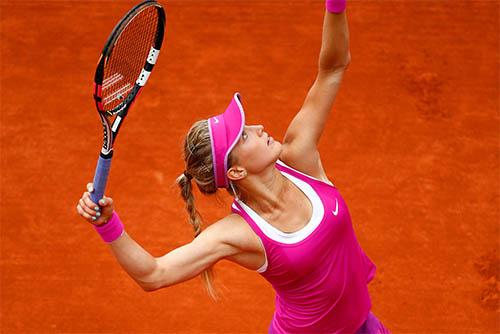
213, 117, 219, 124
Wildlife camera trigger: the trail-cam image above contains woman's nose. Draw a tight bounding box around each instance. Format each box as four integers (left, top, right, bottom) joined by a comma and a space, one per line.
256, 125, 264, 136
248, 125, 264, 136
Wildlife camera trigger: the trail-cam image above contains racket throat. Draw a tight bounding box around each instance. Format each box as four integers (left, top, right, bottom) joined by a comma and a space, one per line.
98, 113, 114, 156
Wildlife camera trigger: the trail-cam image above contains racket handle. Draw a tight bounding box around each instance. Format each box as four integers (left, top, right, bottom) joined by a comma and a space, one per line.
90, 156, 112, 205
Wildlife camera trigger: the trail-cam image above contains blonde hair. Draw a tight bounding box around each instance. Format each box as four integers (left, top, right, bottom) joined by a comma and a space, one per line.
175, 120, 239, 301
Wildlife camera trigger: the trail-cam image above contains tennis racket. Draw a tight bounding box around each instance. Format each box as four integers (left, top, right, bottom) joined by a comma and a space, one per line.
90, 0, 166, 205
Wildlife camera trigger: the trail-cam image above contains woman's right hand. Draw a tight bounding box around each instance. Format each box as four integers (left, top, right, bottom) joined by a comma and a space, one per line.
76, 183, 115, 226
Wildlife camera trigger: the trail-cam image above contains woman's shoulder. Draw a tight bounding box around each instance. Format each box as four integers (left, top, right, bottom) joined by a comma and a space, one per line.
211, 214, 263, 254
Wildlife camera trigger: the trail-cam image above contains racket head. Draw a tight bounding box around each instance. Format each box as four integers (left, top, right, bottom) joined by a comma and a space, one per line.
92, 0, 166, 155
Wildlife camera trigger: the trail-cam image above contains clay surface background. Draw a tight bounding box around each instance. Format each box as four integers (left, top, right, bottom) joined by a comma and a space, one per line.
1, 0, 498, 332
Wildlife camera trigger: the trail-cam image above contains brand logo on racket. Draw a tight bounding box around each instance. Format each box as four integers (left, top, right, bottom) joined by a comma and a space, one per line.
102, 73, 124, 89
332, 198, 339, 216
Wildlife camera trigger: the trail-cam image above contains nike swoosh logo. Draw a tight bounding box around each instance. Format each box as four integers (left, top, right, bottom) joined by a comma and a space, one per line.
332, 198, 339, 216
213, 117, 219, 124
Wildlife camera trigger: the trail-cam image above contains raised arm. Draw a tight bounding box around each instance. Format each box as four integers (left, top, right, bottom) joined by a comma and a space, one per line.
281, 3, 350, 178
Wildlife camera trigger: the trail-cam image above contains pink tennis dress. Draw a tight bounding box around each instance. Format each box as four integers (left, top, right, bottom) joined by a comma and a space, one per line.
231, 160, 379, 334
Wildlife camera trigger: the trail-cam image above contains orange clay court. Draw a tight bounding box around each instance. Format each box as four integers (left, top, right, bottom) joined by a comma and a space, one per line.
0, 1, 498, 333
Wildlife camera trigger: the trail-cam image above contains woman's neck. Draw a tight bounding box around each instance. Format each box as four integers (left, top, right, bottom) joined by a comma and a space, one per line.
237, 167, 290, 217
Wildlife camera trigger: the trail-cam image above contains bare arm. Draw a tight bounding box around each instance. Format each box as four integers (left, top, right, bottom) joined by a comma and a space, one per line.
77, 189, 240, 292
141, 218, 240, 291
106, 231, 158, 290
319, 10, 350, 71
108, 217, 240, 292
281, 10, 350, 176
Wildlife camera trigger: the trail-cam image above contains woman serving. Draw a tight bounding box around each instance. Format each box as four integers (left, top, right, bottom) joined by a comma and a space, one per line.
77, 0, 390, 332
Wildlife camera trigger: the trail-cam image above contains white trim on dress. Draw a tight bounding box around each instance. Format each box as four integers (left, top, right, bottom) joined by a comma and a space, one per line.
236, 169, 325, 245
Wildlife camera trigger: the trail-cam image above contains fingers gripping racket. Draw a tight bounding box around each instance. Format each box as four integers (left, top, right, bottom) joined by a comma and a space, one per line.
90, 0, 165, 205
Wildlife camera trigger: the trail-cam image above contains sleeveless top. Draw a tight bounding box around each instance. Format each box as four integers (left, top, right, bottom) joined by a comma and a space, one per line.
231, 160, 376, 334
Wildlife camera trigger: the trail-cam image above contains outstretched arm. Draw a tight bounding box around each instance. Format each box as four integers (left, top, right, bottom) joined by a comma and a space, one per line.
281, 3, 350, 178
110, 218, 239, 291
76, 185, 240, 292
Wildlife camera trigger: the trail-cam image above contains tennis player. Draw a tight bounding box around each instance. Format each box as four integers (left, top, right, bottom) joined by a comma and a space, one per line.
77, 0, 390, 332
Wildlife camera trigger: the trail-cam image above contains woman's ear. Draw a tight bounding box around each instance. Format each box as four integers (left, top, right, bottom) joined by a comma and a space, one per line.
227, 165, 247, 181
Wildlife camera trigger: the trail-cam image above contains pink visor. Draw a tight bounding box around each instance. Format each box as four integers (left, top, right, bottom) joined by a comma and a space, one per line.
208, 92, 245, 188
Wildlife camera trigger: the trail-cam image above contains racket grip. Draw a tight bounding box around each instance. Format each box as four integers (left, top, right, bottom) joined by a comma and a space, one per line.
90, 156, 112, 205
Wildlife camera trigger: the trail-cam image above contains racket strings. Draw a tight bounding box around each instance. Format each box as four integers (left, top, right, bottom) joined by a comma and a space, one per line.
102, 6, 159, 111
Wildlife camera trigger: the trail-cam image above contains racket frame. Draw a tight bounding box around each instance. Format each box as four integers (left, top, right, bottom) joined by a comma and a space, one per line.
90, 0, 166, 204
93, 0, 165, 158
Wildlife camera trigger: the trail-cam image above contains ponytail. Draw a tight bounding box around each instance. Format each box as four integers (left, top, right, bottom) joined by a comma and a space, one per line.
176, 119, 239, 301
176, 172, 219, 301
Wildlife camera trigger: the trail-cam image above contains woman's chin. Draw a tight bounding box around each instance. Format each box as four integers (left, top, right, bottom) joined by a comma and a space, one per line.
273, 141, 283, 157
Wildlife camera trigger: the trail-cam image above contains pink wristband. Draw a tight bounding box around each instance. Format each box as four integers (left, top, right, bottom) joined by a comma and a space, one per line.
94, 211, 124, 243
326, 0, 346, 13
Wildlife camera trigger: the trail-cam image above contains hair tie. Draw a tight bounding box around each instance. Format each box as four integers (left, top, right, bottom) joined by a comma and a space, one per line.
183, 171, 193, 181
